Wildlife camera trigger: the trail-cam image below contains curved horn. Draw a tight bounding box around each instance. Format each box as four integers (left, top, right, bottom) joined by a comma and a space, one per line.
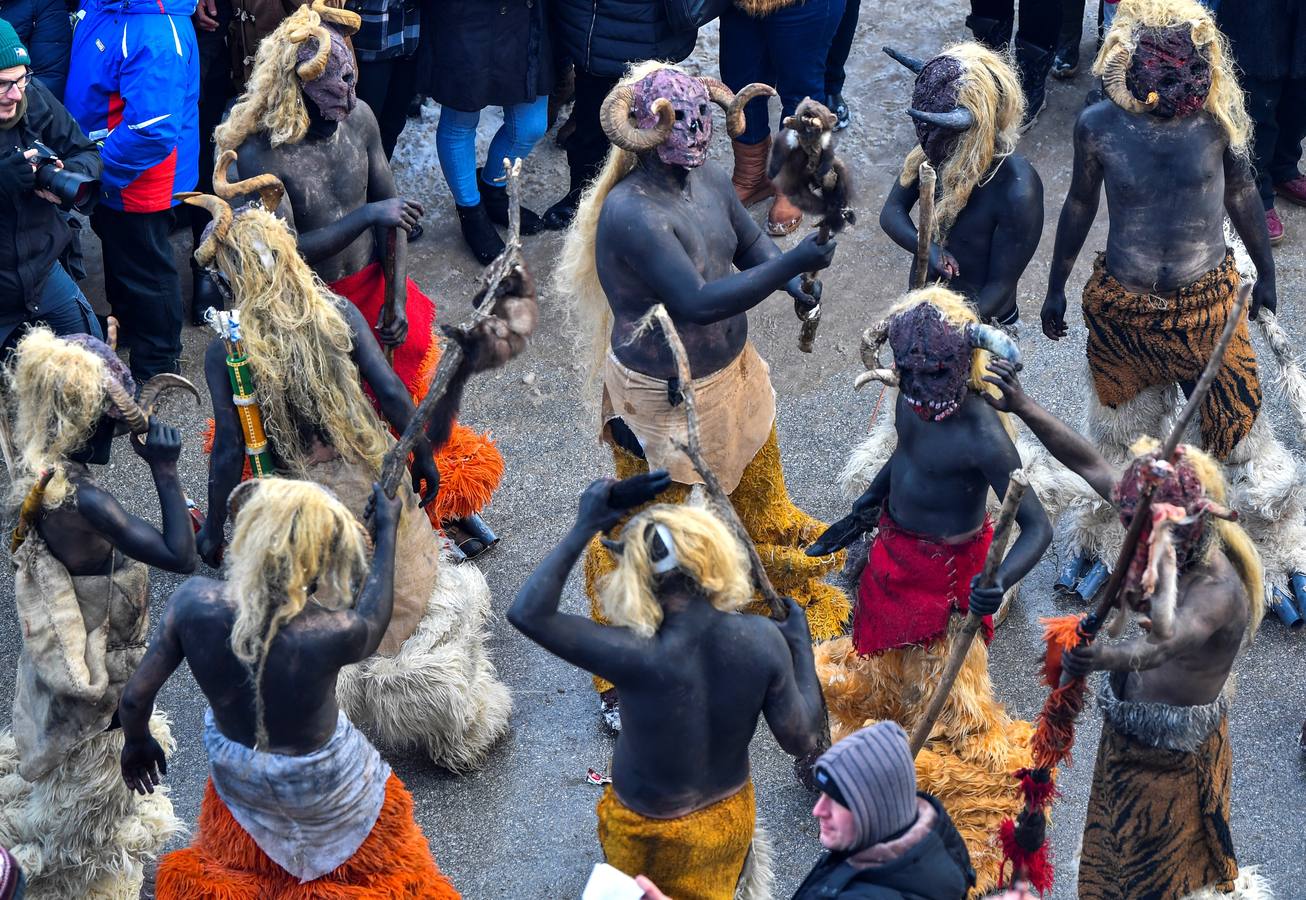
967, 323, 1022, 366
138, 373, 202, 418
178, 192, 233, 266
102, 374, 148, 434
724, 82, 777, 139
293, 23, 334, 81
212, 149, 285, 212
860, 322, 888, 370
907, 106, 976, 131
311, 0, 360, 35
1102, 44, 1158, 114
883, 46, 927, 75
599, 85, 673, 152
855, 369, 899, 390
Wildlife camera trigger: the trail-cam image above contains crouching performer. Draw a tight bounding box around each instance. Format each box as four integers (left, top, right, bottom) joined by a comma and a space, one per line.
558, 62, 845, 730
188, 180, 532, 771
509, 473, 827, 900
986, 358, 1272, 900
812, 287, 1051, 893
1040, 0, 1306, 604
215, 0, 503, 556
0, 329, 195, 897
121, 478, 461, 899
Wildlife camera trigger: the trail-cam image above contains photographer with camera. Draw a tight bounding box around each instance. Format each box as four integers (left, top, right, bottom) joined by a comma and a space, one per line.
0, 19, 103, 349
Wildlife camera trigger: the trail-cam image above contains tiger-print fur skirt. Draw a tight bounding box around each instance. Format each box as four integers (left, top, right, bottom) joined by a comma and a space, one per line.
1081, 250, 1261, 461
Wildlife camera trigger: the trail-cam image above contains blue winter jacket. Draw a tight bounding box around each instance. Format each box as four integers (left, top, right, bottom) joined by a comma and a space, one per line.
65, 0, 198, 212
0, 0, 72, 100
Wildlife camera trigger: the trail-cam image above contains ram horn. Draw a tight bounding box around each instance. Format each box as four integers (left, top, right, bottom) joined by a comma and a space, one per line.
855, 369, 899, 390
860, 322, 888, 370
138, 373, 202, 419
967, 322, 1022, 366
907, 106, 976, 131
102, 375, 148, 434
1101, 44, 1158, 114
883, 46, 927, 75
721, 82, 776, 139
311, 0, 360, 35
600, 85, 674, 152
177, 192, 233, 267
292, 23, 334, 81
212, 149, 285, 212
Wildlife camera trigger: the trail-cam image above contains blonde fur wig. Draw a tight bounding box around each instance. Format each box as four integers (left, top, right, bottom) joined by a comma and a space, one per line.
1129, 436, 1265, 636
598, 503, 753, 638
214, 0, 360, 153
6, 327, 112, 510
225, 478, 370, 747
558, 60, 695, 395
205, 202, 392, 474
899, 43, 1025, 241
1092, 0, 1252, 157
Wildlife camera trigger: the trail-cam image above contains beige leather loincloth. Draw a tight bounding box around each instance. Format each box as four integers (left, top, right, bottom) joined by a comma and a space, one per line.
601, 342, 776, 495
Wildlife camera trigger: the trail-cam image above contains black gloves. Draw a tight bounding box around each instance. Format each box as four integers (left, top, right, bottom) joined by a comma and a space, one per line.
0, 147, 34, 199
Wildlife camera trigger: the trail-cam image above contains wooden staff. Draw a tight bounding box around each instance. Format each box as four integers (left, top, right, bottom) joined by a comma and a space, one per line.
908, 469, 1028, 756
912, 161, 937, 289
649, 304, 786, 619
376, 158, 527, 502
380, 226, 408, 365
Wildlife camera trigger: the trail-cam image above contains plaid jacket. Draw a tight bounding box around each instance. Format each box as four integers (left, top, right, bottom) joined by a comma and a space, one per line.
346, 0, 419, 61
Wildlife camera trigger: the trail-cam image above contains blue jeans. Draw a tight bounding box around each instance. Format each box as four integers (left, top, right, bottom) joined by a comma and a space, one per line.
719, 0, 847, 145
32, 261, 103, 340
435, 96, 549, 207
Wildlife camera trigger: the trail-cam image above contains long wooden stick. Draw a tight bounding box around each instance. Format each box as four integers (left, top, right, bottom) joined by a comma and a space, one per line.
380, 227, 407, 365
913, 162, 937, 289
909, 470, 1028, 756
649, 304, 786, 618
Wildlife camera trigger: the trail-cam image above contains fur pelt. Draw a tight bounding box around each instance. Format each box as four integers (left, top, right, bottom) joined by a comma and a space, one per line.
735, 821, 774, 900
335, 554, 512, 773
0, 712, 182, 900
1182, 867, 1276, 900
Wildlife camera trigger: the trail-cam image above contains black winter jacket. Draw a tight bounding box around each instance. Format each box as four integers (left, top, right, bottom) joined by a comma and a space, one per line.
553, 0, 698, 78
0, 80, 100, 328
790, 795, 976, 900
419, 0, 553, 111
1218, 0, 1306, 81
0, 0, 71, 100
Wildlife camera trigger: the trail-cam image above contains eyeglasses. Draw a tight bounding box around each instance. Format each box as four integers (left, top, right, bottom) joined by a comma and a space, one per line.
0, 72, 33, 95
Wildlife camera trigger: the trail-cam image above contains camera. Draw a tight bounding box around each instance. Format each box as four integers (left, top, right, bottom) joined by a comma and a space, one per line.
27, 141, 99, 212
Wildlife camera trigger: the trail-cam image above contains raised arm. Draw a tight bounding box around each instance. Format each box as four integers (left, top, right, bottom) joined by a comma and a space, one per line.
974, 165, 1043, 322
75, 420, 197, 573
119, 585, 190, 793
1223, 147, 1276, 319
760, 598, 826, 757
1042, 109, 1105, 340
507, 473, 673, 684
326, 484, 402, 664
197, 339, 246, 566
984, 358, 1118, 501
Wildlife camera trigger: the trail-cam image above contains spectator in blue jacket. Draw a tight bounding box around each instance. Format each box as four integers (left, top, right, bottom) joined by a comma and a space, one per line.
66, 0, 198, 380
0, 0, 70, 99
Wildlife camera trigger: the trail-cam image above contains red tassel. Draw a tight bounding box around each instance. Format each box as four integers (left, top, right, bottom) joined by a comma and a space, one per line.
998, 818, 1055, 895
1014, 768, 1059, 808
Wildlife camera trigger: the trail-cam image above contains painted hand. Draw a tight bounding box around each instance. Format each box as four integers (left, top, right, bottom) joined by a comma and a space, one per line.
196, 523, 224, 569
365, 481, 404, 539
120, 735, 167, 795
130, 418, 182, 467
790, 232, 837, 272
369, 197, 424, 233
376, 306, 409, 347
929, 244, 959, 280
968, 577, 1004, 617
774, 597, 812, 646
576, 470, 672, 534
1060, 643, 1097, 679
982, 358, 1029, 414
1250, 278, 1276, 321
1040, 290, 1068, 341
786, 275, 820, 310
410, 451, 441, 509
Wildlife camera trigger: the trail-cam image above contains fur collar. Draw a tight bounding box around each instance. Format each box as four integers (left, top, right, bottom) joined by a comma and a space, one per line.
846, 797, 936, 868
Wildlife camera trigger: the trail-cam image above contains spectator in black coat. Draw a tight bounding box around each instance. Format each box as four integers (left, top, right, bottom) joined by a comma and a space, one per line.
0, 0, 69, 100
542, 0, 698, 229
791, 722, 975, 900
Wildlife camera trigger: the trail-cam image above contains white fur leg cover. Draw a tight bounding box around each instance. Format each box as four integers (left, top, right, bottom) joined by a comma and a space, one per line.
0, 712, 182, 900
336, 554, 512, 772
734, 820, 774, 900
1181, 867, 1276, 900
1222, 416, 1306, 595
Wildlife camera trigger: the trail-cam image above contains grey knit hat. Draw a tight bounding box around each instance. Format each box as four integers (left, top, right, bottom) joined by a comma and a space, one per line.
812, 721, 918, 849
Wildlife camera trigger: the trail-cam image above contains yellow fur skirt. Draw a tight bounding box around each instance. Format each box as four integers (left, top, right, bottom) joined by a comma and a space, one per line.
585, 427, 848, 693
816, 620, 1034, 895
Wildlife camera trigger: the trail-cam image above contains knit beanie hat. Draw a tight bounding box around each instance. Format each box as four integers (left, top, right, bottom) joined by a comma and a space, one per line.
812, 721, 918, 850
0, 20, 30, 72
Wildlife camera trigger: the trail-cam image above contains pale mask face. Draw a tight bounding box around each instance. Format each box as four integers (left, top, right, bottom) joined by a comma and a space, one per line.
298, 30, 357, 122
634, 70, 712, 169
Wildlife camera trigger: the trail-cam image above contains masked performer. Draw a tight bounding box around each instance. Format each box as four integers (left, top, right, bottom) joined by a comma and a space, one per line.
813, 287, 1051, 894
1039, 0, 1306, 605
188, 179, 535, 772
120, 478, 461, 899
986, 358, 1272, 900
510, 473, 827, 900
0, 328, 195, 898
880, 42, 1042, 330
557, 62, 843, 730
214, 0, 503, 557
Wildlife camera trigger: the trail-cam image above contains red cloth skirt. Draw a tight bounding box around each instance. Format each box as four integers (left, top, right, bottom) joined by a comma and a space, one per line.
853, 512, 994, 656
329, 262, 503, 523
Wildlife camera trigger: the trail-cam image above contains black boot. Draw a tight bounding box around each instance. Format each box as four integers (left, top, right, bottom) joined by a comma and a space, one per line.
1015, 37, 1056, 131
965, 14, 1013, 51
477, 167, 545, 235
1053, 0, 1084, 79
190, 261, 222, 326
827, 92, 850, 131
456, 202, 505, 265
542, 186, 583, 231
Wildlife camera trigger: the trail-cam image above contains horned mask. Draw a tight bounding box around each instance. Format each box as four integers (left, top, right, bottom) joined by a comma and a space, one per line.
886, 47, 975, 167
288, 0, 361, 122
63, 334, 200, 439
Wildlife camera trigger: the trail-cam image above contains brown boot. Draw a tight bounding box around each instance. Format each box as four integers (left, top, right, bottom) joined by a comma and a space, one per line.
732, 136, 775, 207
767, 190, 803, 236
